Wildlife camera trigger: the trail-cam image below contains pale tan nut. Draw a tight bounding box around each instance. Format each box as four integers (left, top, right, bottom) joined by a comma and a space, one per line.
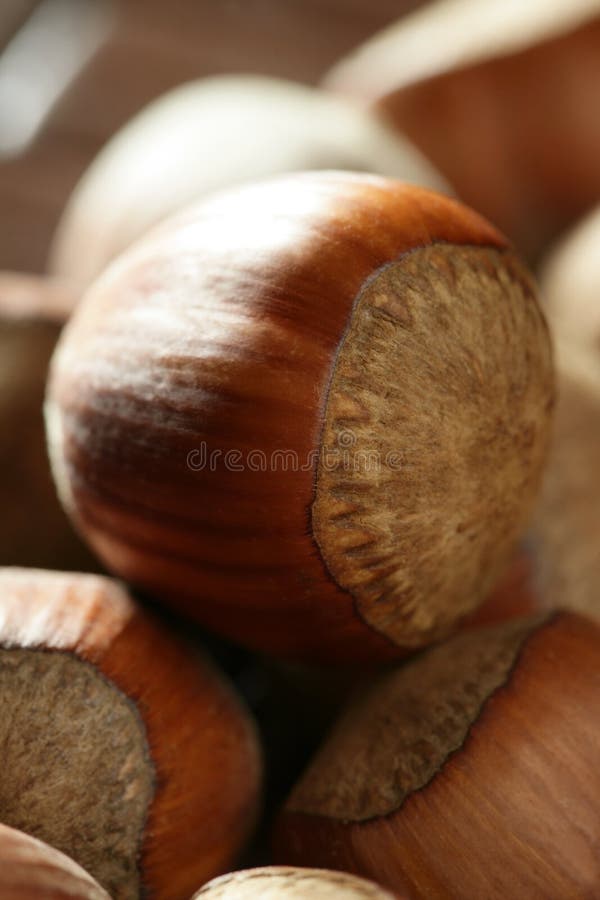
49, 75, 446, 289
0, 824, 109, 900
194, 867, 401, 899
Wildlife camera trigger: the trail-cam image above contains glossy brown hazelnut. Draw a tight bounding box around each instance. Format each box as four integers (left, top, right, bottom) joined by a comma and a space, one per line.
0, 824, 109, 900
276, 611, 600, 898
325, 0, 600, 259
46, 172, 554, 663
49, 75, 446, 289
194, 867, 401, 899
0, 567, 262, 900
0, 273, 95, 569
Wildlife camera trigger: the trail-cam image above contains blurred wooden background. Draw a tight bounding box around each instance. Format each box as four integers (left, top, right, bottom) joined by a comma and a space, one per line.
0, 0, 421, 274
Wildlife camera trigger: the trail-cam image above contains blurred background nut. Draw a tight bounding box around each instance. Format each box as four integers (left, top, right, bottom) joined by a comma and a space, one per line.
0, 824, 110, 900
513, 210, 600, 624
49, 75, 446, 289
325, 0, 600, 260
526, 339, 600, 622
540, 205, 600, 351
0, 0, 425, 273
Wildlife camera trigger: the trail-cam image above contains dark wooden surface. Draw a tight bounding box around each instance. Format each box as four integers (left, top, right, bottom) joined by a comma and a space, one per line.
0, 0, 421, 273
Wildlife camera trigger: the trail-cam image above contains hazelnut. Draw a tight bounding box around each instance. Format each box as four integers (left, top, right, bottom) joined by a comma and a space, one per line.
325, 0, 600, 258
46, 172, 554, 662
276, 612, 600, 897
0, 824, 109, 900
530, 215, 600, 620
194, 867, 400, 899
528, 339, 600, 621
540, 205, 600, 351
0, 567, 262, 900
49, 75, 446, 289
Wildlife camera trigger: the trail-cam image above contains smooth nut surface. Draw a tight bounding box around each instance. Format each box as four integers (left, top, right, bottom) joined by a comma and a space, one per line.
528, 339, 600, 621
0, 824, 109, 900
277, 613, 600, 897
47, 172, 553, 662
541, 205, 600, 351
195, 867, 399, 899
326, 0, 600, 258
